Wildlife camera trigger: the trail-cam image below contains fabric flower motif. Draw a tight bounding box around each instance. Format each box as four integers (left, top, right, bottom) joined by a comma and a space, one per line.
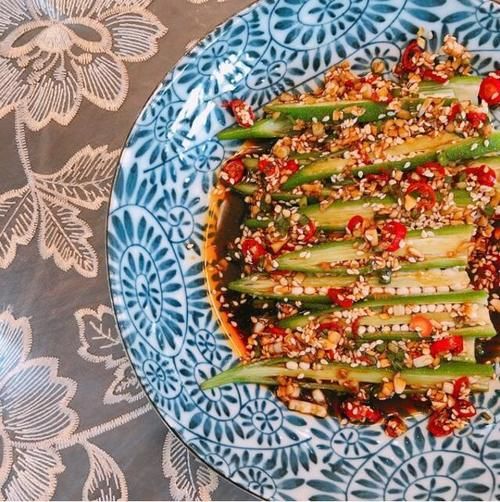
0, 0, 167, 130
0, 310, 78, 500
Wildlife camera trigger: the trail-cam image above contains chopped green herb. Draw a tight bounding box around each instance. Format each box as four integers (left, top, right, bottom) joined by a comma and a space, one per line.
378, 267, 392, 285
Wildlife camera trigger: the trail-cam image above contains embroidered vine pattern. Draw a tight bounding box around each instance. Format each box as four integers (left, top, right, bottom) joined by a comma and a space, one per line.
0, 305, 214, 500
0, 309, 152, 500
0, 0, 167, 276
0, 1, 224, 500
75, 304, 145, 404
2, 114, 118, 277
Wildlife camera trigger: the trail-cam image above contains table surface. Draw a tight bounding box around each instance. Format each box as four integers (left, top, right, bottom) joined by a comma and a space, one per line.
0, 1, 256, 499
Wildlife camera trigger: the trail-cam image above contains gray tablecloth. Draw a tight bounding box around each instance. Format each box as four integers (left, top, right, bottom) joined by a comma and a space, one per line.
0, 0, 255, 499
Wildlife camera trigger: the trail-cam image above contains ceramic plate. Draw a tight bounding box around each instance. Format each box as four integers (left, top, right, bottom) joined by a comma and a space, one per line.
107, 1, 500, 499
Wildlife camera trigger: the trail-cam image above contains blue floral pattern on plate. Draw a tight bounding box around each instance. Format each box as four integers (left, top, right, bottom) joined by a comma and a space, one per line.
107, 0, 500, 499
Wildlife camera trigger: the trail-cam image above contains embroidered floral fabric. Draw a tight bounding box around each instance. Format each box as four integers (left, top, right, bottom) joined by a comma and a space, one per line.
0, 0, 253, 499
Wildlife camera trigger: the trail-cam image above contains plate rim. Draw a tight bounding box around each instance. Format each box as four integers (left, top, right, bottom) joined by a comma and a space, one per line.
105, 0, 264, 499
105, 0, 500, 499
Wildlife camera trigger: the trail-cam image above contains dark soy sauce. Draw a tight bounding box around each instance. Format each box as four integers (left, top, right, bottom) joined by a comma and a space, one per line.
206, 189, 257, 338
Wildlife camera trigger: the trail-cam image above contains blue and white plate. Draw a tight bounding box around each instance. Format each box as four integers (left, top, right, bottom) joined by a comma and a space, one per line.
107, 1, 500, 499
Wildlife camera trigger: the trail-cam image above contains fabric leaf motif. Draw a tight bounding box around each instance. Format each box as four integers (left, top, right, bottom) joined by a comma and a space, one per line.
75, 305, 125, 368
162, 431, 219, 501
34, 146, 120, 210
2, 448, 64, 501
104, 363, 144, 404
0, 186, 38, 269
0, 311, 31, 382
37, 194, 97, 278
1, 360, 78, 443
79, 54, 129, 111
83, 442, 128, 501
100, 8, 168, 62
75, 304, 145, 404
0, 310, 78, 500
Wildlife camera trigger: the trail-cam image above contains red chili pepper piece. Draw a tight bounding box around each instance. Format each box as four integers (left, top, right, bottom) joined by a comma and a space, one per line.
346, 215, 364, 234
284, 159, 300, 173
430, 335, 464, 357
400, 40, 423, 72
225, 99, 255, 127
466, 111, 488, 128
381, 221, 407, 252
351, 318, 360, 336
428, 410, 454, 437
448, 103, 462, 121
406, 181, 436, 210
301, 219, 317, 243
420, 69, 448, 83
365, 408, 383, 423
220, 158, 245, 185
268, 326, 288, 337
342, 400, 382, 424
364, 171, 390, 184
452, 399, 476, 419
409, 314, 433, 338
318, 321, 343, 332
241, 238, 266, 264
452, 376, 470, 398
344, 79, 355, 90
258, 158, 279, 177
465, 165, 496, 187
479, 75, 500, 106
327, 288, 353, 308
384, 414, 408, 438
416, 161, 446, 178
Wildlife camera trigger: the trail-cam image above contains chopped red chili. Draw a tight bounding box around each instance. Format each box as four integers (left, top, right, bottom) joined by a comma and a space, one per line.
420, 69, 448, 83
364, 171, 390, 184
258, 158, 279, 177
327, 288, 354, 308
361, 74, 379, 84
351, 318, 360, 336
452, 376, 470, 398
428, 410, 453, 437
466, 111, 488, 128
381, 221, 407, 252
406, 181, 436, 210
225, 99, 255, 127
268, 326, 288, 337
479, 75, 500, 106
344, 79, 355, 90
301, 219, 317, 243
400, 40, 423, 72
221, 158, 245, 185
241, 238, 266, 264
342, 400, 382, 423
430, 335, 464, 357
448, 102, 462, 121
384, 414, 408, 437
452, 399, 476, 419
346, 215, 364, 234
465, 165, 496, 187
284, 159, 300, 173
